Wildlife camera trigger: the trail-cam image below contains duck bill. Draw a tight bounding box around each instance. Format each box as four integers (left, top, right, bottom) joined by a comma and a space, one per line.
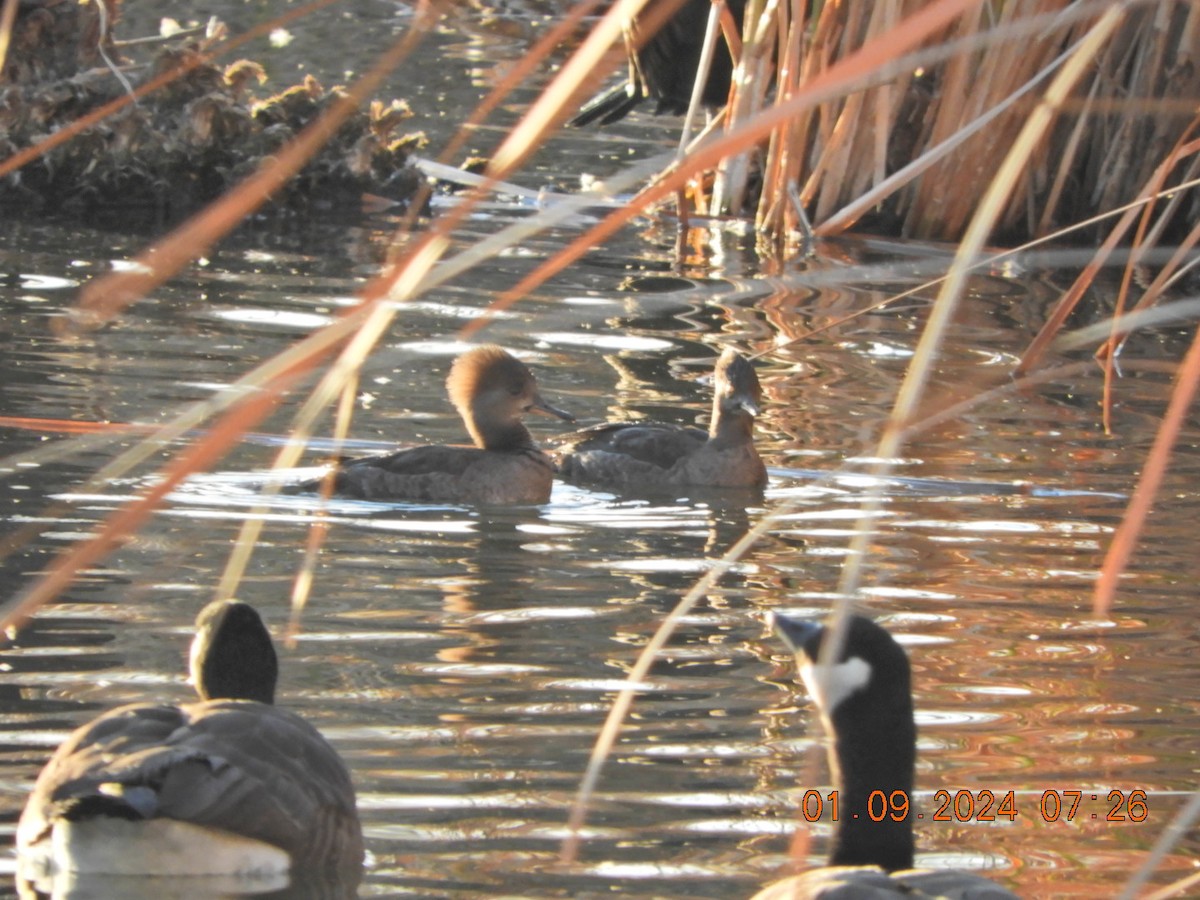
735, 394, 760, 417
531, 394, 575, 422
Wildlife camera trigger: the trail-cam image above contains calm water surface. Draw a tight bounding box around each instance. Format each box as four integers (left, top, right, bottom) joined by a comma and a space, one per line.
1, 4, 1198, 899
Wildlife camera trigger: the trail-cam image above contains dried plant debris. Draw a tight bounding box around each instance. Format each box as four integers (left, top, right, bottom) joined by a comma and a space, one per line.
0, 0, 427, 222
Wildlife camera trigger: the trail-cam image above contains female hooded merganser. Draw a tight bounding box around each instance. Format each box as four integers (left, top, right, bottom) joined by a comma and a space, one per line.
571, 0, 748, 126
315, 345, 573, 505
757, 612, 1018, 899
17, 600, 363, 880
554, 349, 766, 493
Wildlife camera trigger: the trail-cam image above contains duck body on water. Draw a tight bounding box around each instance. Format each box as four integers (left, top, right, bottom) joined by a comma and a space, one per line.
17, 600, 362, 883
759, 613, 1019, 899
554, 349, 766, 494
313, 345, 573, 505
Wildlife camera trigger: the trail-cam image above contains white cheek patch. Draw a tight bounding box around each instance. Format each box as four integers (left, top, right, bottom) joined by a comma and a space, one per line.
799, 656, 873, 714
188, 634, 203, 688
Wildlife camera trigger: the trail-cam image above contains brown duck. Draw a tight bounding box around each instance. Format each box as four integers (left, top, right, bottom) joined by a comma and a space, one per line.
314, 345, 573, 505
554, 349, 766, 493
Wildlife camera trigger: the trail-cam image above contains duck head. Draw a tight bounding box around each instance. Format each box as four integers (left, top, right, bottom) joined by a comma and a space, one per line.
447, 346, 573, 451
710, 349, 762, 441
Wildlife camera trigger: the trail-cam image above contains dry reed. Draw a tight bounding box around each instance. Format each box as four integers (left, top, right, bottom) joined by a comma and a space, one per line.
724, 1, 1200, 247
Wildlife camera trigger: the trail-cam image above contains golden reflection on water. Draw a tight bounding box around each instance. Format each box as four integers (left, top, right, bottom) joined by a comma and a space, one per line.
3, 215, 1200, 897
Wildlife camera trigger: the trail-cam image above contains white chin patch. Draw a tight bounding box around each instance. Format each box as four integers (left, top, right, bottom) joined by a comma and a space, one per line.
799, 656, 872, 713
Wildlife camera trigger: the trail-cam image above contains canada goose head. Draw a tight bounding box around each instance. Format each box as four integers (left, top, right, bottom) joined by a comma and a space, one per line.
761, 612, 1018, 899
189, 599, 278, 704
772, 612, 916, 871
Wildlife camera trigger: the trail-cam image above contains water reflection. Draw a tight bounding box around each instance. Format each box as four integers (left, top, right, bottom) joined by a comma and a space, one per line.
3, 23, 1200, 896
4, 275, 1198, 899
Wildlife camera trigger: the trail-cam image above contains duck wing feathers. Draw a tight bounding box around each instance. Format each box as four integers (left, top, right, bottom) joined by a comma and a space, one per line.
557, 422, 706, 470
343, 444, 495, 477
323, 445, 554, 504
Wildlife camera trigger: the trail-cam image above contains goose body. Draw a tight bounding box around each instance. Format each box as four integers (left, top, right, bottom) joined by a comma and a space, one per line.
752, 866, 1020, 899
758, 613, 1018, 899
17, 600, 363, 880
554, 349, 766, 493
571, 0, 748, 126
314, 345, 572, 504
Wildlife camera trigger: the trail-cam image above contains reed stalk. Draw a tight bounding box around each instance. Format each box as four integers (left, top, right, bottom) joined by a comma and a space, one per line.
723, 0, 1200, 247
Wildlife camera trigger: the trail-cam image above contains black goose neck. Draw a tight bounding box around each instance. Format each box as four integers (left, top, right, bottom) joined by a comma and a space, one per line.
192, 600, 278, 705
826, 691, 916, 870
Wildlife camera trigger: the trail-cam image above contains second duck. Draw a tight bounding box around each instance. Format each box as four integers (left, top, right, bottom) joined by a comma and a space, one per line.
554, 349, 766, 494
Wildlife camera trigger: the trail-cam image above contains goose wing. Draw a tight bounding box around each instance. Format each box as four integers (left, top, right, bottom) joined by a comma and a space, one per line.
19, 700, 361, 869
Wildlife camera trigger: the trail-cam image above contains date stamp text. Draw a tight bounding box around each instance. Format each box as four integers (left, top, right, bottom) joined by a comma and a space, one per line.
794, 789, 1149, 822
